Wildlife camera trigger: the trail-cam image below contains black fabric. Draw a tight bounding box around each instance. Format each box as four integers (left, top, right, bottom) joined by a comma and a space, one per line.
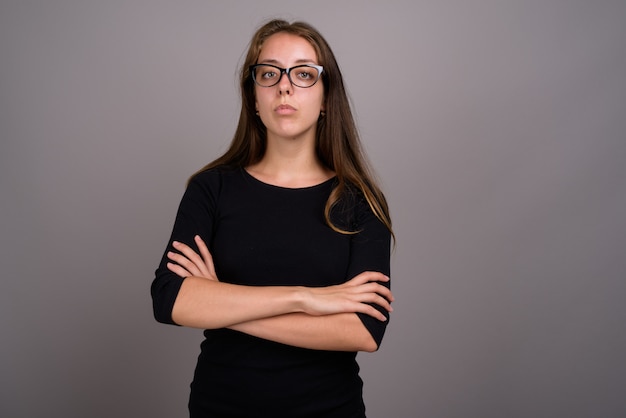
151, 167, 391, 417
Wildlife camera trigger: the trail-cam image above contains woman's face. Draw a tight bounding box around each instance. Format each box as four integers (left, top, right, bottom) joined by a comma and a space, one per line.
254, 32, 325, 143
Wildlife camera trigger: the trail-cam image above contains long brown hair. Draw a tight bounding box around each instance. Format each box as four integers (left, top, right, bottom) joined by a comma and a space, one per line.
192, 19, 393, 238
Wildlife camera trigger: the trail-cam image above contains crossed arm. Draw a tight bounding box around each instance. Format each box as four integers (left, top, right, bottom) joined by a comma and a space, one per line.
167, 235, 394, 352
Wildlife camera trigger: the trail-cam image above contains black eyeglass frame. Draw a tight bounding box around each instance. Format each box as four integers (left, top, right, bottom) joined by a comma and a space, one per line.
249, 64, 324, 88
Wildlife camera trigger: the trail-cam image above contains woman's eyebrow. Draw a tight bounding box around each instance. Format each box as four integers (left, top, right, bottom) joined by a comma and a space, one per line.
257, 58, 318, 66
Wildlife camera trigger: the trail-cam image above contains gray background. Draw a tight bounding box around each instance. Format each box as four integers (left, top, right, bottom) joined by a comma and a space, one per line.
1, 1, 625, 417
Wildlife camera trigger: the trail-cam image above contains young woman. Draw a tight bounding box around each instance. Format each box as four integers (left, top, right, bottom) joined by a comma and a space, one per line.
151, 19, 394, 417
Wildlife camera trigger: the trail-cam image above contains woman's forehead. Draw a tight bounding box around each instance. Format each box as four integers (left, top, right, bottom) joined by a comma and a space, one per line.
257, 33, 319, 65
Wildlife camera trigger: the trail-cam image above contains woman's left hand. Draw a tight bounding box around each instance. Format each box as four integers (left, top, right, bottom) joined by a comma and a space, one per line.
167, 235, 218, 281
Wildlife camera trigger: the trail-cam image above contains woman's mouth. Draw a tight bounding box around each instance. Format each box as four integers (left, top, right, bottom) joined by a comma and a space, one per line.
275, 104, 297, 115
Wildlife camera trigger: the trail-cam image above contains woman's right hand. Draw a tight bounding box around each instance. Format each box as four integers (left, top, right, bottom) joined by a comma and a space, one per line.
167, 235, 218, 281
301, 271, 394, 321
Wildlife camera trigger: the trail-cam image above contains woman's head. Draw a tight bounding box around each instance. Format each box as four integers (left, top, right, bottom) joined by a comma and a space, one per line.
236, 19, 352, 168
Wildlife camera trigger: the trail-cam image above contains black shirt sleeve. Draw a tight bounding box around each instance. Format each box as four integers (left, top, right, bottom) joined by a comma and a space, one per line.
150, 171, 221, 325
345, 194, 392, 349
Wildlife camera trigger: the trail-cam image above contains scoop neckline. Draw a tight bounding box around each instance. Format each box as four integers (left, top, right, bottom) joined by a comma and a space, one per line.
241, 167, 336, 191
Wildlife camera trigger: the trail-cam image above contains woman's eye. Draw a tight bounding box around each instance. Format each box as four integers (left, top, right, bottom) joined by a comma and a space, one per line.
262, 71, 277, 79
297, 71, 312, 79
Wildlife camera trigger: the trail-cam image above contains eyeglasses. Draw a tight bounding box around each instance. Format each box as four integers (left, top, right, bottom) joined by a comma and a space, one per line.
250, 64, 324, 88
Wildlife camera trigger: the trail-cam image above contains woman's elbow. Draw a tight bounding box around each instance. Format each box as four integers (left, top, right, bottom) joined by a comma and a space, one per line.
151, 288, 179, 325
355, 332, 380, 353
152, 301, 178, 325
151, 275, 185, 325
361, 339, 379, 353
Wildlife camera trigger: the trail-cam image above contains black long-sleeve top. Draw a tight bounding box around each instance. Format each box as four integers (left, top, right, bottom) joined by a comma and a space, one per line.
151, 167, 391, 417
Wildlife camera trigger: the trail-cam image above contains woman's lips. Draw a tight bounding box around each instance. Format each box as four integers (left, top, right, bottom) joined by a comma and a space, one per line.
275, 104, 296, 115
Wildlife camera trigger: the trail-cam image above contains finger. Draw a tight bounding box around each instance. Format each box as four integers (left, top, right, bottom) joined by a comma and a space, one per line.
347, 271, 390, 287
172, 241, 203, 265
352, 291, 393, 312
353, 302, 389, 321
370, 294, 393, 312
172, 241, 209, 276
364, 271, 390, 282
359, 276, 393, 302
367, 282, 395, 302
167, 262, 192, 278
345, 281, 394, 303
194, 235, 216, 278
167, 250, 202, 277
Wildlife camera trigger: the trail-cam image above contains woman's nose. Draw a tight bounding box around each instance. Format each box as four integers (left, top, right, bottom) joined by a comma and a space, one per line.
277, 70, 292, 95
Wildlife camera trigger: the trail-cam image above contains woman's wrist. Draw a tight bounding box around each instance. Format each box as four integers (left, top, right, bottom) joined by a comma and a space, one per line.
290, 286, 311, 315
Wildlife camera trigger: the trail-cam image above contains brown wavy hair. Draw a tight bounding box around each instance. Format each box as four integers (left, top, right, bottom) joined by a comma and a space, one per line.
192, 19, 393, 238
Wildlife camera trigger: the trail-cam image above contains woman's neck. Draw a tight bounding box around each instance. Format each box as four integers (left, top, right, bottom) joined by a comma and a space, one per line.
246, 136, 334, 188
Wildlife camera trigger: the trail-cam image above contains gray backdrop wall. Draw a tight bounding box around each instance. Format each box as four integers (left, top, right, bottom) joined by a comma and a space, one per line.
1, 1, 625, 417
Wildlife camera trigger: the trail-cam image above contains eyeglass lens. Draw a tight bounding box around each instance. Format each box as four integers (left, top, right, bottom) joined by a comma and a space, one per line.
253, 65, 321, 88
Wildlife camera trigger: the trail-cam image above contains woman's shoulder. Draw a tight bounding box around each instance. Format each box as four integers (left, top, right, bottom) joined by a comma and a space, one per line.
337, 180, 368, 207
335, 179, 389, 228
189, 165, 241, 186
182, 166, 245, 205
